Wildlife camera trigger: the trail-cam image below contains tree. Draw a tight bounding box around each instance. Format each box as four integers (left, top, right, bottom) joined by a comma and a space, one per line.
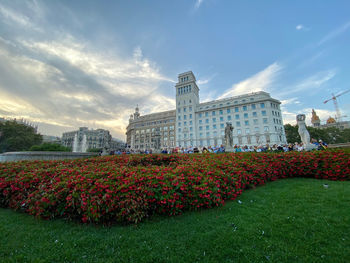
284, 124, 350, 144
0, 121, 42, 153
29, 143, 71, 152
284, 124, 300, 143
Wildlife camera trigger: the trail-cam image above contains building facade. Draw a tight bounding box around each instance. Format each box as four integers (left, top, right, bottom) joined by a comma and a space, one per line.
311, 109, 350, 130
62, 127, 112, 150
126, 71, 287, 150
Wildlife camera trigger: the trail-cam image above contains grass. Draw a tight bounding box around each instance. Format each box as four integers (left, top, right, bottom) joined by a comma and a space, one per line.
1, 178, 350, 263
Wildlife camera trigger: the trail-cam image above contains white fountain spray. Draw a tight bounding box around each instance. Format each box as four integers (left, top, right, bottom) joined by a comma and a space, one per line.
73, 134, 78, 152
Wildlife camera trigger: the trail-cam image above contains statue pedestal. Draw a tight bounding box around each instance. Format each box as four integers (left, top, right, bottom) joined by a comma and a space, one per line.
225, 146, 235, 152
304, 144, 317, 151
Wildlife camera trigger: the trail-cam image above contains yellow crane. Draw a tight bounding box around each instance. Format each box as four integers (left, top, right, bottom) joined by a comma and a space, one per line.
323, 89, 350, 122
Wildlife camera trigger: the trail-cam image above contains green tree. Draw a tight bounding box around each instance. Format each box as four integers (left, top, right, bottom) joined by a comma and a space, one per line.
284, 124, 350, 144
0, 121, 42, 153
29, 143, 71, 152
284, 124, 300, 143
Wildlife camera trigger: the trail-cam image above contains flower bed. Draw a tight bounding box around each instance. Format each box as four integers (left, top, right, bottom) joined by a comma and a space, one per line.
0, 151, 349, 224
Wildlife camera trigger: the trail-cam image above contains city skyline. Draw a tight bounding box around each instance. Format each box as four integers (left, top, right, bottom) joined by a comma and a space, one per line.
0, 0, 349, 140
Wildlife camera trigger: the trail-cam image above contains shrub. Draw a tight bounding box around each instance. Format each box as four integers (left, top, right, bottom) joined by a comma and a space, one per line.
0, 151, 349, 224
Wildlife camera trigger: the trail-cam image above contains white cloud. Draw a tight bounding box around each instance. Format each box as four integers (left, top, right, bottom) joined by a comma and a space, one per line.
319, 21, 350, 45
195, 0, 204, 9
296, 24, 310, 31
0, 3, 175, 139
282, 108, 336, 126
277, 69, 336, 98
218, 62, 282, 99
296, 24, 304, 30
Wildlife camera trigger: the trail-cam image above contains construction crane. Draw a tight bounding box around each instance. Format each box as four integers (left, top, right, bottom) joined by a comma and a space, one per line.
323, 89, 350, 122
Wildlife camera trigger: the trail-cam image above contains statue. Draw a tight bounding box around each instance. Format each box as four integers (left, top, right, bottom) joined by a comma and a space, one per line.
296, 114, 317, 151
101, 141, 110, 156
225, 122, 234, 150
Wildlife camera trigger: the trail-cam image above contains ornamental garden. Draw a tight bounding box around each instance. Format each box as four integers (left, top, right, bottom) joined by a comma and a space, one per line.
1, 150, 349, 224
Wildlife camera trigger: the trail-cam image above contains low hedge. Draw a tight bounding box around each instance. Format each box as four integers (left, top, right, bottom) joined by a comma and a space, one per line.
0, 151, 349, 224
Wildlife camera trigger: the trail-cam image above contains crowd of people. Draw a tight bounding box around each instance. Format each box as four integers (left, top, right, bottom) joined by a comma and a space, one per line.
112, 139, 328, 155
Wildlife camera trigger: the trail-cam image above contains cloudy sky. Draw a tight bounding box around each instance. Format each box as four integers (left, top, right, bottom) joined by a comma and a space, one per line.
1, 0, 350, 140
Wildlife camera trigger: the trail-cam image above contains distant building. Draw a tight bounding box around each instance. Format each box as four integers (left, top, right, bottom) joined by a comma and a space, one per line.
62, 127, 112, 150
42, 135, 61, 144
126, 71, 287, 151
311, 109, 350, 130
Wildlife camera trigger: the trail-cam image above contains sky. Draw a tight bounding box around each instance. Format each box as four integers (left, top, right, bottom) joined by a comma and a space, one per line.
1, 0, 350, 140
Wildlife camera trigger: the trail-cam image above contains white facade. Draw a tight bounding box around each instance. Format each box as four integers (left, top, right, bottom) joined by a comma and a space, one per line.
127, 71, 287, 150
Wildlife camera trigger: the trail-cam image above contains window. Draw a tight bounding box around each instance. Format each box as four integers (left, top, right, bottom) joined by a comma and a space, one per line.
212, 118, 216, 122
244, 113, 248, 118
200, 133, 203, 138
199, 119, 203, 124
254, 127, 259, 132
227, 109, 231, 113
213, 124, 217, 129
260, 103, 265, 108
244, 120, 249, 126
190, 121, 192, 125
227, 116, 232, 120
178, 122, 181, 127
237, 129, 242, 134
206, 132, 210, 137
243, 106, 247, 111
199, 126, 203, 131
220, 117, 224, 122
190, 127, 193, 131
264, 126, 269, 132
205, 112, 209, 117
262, 110, 266, 116
251, 104, 256, 110
184, 115, 187, 120
246, 128, 250, 134
220, 123, 224, 128
235, 107, 239, 112
189, 114, 192, 119
178, 128, 181, 132
183, 107, 187, 112
205, 119, 209, 123
212, 111, 216, 116
199, 113, 202, 118
206, 125, 209, 130
184, 121, 187, 126
252, 112, 257, 117
235, 114, 240, 120
263, 118, 268, 124
178, 116, 181, 120
236, 121, 241, 127
219, 110, 223, 115
253, 119, 258, 124
178, 108, 181, 113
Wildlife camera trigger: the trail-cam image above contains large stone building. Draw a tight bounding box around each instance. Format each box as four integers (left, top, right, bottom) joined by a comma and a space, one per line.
62, 127, 112, 150
126, 71, 287, 150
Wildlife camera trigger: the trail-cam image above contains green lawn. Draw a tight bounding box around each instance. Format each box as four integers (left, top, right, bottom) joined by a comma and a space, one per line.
1, 178, 349, 263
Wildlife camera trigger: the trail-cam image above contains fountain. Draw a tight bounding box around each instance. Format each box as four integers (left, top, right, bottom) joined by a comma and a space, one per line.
73, 133, 88, 152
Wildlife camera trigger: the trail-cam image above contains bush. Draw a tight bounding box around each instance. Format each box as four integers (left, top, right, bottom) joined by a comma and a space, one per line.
29, 143, 71, 152
0, 151, 349, 224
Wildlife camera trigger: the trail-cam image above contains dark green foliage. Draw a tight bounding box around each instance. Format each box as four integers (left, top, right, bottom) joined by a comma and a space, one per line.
29, 143, 71, 152
87, 148, 102, 153
0, 121, 42, 153
284, 124, 350, 144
